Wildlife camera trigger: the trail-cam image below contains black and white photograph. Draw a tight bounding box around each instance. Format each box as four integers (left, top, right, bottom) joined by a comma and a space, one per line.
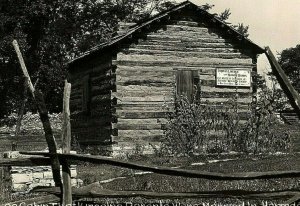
0, 0, 300, 205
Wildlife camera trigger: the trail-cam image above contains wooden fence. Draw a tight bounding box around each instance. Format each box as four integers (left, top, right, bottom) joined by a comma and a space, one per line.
1, 151, 300, 205
1, 42, 300, 205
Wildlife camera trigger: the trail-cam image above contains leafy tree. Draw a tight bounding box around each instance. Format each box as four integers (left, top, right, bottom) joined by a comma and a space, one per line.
0, 0, 174, 118
278, 44, 300, 93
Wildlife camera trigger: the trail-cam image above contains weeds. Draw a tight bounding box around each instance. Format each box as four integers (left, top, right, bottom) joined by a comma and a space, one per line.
162, 84, 291, 156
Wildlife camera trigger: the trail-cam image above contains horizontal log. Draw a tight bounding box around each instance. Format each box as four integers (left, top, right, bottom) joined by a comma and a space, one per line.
117, 54, 252, 64
117, 85, 174, 93
117, 80, 175, 87
145, 35, 230, 43
133, 44, 247, 54
158, 26, 218, 36
116, 74, 174, 83
91, 78, 114, 87
116, 69, 175, 78
91, 73, 115, 84
21, 151, 300, 180
172, 20, 201, 27
121, 49, 249, 59
116, 106, 170, 112
137, 39, 236, 48
114, 95, 174, 102
140, 32, 225, 42
201, 92, 251, 99
201, 86, 252, 93
91, 87, 114, 97
115, 60, 255, 68
91, 93, 111, 102
112, 123, 163, 130
164, 24, 210, 32
33, 185, 300, 200
0, 157, 51, 166
200, 74, 215, 80
200, 97, 252, 104
117, 65, 174, 72
92, 62, 113, 73
117, 118, 168, 125
114, 91, 174, 98
117, 129, 164, 138
112, 135, 163, 143
116, 111, 168, 119
72, 118, 111, 128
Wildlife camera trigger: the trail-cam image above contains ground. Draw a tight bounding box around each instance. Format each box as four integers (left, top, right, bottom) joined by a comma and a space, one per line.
76, 153, 300, 205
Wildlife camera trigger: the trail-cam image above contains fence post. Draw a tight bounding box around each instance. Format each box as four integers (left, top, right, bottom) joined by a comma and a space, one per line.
61, 80, 72, 205
12, 40, 62, 189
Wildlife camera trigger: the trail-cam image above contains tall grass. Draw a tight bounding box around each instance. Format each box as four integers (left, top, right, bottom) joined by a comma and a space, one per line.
161, 87, 290, 156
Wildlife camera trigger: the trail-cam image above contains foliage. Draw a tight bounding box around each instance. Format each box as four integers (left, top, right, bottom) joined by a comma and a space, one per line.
233, 23, 249, 37
0, 0, 174, 118
162, 82, 291, 157
278, 44, 300, 93
0, 112, 62, 135
218, 9, 231, 22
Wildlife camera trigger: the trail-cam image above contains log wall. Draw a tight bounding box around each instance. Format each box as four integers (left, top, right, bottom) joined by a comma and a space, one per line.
112, 18, 257, 155
69, 54, 115, 149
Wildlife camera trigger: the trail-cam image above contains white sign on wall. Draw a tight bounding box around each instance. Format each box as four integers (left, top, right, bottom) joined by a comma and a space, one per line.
216, 68, 251, 87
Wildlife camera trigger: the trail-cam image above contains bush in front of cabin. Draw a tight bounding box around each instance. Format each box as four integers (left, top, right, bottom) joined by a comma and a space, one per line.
162, 87, 291, 157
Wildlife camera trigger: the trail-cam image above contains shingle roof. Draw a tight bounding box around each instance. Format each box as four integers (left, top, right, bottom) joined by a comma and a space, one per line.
69, 0, 264, 65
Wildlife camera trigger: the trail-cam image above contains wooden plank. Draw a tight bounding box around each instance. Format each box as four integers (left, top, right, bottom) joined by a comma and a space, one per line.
61, 80, 72, 205
0, 157, 51, 166
33, 185, 300, 200
265, 47, 300, 117
21, 151, 300, 181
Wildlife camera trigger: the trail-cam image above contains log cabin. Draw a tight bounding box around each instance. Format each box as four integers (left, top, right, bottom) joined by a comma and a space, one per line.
68, 1, 265, 155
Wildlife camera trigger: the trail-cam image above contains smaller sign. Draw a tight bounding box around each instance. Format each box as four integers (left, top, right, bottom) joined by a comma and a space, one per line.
216, 68, 251, 87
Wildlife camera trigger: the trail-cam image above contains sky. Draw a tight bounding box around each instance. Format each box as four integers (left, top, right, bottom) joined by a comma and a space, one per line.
176, 0, 300, 76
